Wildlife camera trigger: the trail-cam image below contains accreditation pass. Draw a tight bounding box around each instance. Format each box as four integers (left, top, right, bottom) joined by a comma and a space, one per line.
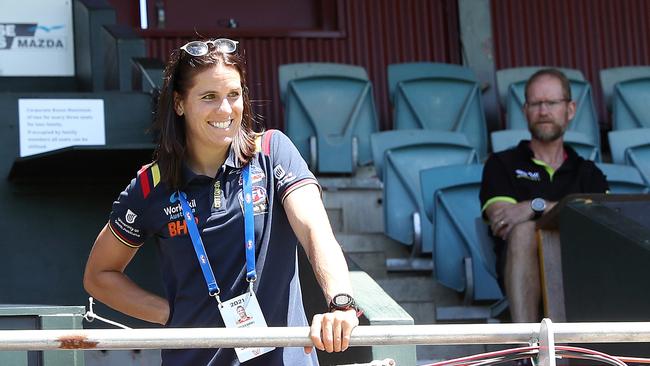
219, 291, 275, 362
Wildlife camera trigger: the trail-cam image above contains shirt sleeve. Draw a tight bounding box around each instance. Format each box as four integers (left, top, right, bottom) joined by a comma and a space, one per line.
265, 130, 320, 203
583, 162, 610, 193
108, 168, 155, 248
479, 154, 518, 214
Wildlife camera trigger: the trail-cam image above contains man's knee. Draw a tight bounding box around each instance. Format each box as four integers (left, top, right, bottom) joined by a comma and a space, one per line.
507, 221, 537, 255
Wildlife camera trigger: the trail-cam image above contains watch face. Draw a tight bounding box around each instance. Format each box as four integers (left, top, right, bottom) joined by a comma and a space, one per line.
531, 198, 546, 212
333, 294, 352, 306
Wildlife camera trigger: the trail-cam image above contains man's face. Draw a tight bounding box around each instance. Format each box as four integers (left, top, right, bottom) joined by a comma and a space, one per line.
524, 75, 576, 142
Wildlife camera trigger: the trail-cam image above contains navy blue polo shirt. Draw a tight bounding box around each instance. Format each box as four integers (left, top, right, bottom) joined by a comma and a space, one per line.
109, 130, 320, 366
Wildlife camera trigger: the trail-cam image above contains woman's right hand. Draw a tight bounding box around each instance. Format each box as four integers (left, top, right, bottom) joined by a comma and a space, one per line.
83, 223, 169, 325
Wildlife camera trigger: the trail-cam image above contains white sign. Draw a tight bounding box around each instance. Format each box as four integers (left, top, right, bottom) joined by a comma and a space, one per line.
18, 99, 106, 157
0, 0, 75, 76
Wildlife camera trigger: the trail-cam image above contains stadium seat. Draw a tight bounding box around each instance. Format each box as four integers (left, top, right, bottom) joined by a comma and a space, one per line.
599, 66, 650, 111
370, 129, 477, 181
607, 129, 650, 185
490, 130, 600, 161
625, 145, 650, 187
607, 129, 650, 164
596, 163, 649, 193
495, 66, 600, 148
419, 164, 503, 301
387, 62, 488, 159
381, 140, 478, 256
278, 63, 378, 173
611, 77, 650, 130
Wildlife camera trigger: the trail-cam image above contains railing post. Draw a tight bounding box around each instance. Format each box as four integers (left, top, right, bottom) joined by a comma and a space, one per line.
539, 318, 556, 366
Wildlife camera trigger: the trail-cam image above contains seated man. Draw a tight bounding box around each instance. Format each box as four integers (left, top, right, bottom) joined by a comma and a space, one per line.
480, 68, 609, 322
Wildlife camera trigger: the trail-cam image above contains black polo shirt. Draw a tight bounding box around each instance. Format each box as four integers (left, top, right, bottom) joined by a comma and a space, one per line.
479, 140, 609, 285
480, 140, 609, 212
108, 130, 319, 366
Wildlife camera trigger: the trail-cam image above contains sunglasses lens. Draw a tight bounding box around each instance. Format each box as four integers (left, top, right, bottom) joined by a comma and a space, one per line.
215, 39, 237, 53
184, 41, 209, 56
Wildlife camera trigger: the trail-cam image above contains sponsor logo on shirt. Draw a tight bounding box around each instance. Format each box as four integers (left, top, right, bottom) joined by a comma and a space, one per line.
214, 180, 222, 209
515, 169, 541, 181
274, 163, 297, 188
125, 209, 137, 224
273, 165, 286, 180
163, 193, 197, 220
238, 186, 268, 215
238, 166, 266, 186
167, 216, 199, 237
113, 217, 142, 239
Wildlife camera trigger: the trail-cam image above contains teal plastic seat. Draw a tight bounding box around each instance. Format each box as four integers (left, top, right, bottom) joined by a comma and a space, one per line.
278, 63, 378, 173
596, 163, 649, 193
496, 67, 600, 148
599, 66, 650, 111
370, 129, 476, 181
607, 129, 650, 186
490, 130, 600, 161
387, 62, 488, 159
625, 145, 650, 187
607, 129, 650, 164
611, 77, 650, 130
420, 164, 503, 301
381, 140, 478, 254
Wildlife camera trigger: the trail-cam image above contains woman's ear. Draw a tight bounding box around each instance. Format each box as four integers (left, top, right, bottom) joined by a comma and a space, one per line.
173, 92, 184, 116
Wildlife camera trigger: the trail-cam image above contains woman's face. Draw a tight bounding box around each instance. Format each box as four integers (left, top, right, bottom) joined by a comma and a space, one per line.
174, 64, 244, 153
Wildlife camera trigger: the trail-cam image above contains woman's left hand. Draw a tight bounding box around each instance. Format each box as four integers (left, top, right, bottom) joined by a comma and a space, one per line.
305, 309, 359, 354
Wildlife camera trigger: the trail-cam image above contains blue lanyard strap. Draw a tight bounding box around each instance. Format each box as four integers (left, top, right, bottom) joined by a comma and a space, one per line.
178, 192, 220, 296
178, 163, 257, 297
242, 164, 257, 282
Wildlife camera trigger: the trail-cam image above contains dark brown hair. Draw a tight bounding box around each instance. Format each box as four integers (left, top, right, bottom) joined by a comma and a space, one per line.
153, 39, 258, 190
524, 68, 572, 102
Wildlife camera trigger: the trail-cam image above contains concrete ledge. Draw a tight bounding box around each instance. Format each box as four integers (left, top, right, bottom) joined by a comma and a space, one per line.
351, 271, 416, 366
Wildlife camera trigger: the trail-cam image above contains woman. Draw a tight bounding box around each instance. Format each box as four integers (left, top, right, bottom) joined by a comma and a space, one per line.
83, 38, 359, 365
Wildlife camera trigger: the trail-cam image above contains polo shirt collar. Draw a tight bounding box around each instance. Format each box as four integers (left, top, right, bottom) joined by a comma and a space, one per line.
515, 139, 581, 170
181, 146, 241, 186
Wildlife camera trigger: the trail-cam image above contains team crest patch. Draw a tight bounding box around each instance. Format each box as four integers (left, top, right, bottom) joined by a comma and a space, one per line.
239, 165, 265, 186
515, 169, 541, 181
238, 186, 268, 215
125, 209, 137, 224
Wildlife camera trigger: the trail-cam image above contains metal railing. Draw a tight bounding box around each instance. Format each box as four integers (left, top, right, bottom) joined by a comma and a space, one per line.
1, 320, 650, 351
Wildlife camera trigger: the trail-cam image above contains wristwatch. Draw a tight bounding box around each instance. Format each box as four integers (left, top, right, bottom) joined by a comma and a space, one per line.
329, 293, 362, 317
531, 197, 546, 219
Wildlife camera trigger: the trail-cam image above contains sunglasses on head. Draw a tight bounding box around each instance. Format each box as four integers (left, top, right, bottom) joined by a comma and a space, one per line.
179, 38, 239, 57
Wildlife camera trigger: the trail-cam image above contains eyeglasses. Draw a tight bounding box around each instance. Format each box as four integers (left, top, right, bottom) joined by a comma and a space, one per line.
180, 38, 239, 57
526, 99, 569, 111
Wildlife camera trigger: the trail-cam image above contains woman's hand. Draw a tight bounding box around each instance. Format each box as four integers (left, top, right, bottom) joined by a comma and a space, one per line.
306, 309, 359, 354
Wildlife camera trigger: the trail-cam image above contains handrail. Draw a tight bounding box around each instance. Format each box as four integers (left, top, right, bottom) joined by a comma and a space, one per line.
1, 322, 650, 351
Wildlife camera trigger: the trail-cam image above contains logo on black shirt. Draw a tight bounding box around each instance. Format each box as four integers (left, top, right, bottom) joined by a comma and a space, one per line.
515, 169, 541, 181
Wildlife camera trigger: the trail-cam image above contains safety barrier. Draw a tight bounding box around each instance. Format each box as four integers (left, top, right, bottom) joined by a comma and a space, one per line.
1, 319, 649, 366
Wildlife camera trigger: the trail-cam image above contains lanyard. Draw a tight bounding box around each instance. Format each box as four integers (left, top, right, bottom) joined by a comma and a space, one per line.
178, 163, 257, 301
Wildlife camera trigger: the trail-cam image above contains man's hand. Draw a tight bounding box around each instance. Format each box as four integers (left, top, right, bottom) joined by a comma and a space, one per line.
306, 309, 359, 354
487, 201, 534, 240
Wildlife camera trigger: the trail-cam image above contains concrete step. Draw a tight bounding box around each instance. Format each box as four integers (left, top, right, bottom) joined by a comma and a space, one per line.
336, 232, 413, 279
336, 233, 409, 257
319, 167, 384, 234
375, 277, 458, 304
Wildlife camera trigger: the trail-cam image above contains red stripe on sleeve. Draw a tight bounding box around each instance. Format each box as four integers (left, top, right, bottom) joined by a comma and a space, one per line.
262, 129, 275, 155
138, 165, 151, 199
